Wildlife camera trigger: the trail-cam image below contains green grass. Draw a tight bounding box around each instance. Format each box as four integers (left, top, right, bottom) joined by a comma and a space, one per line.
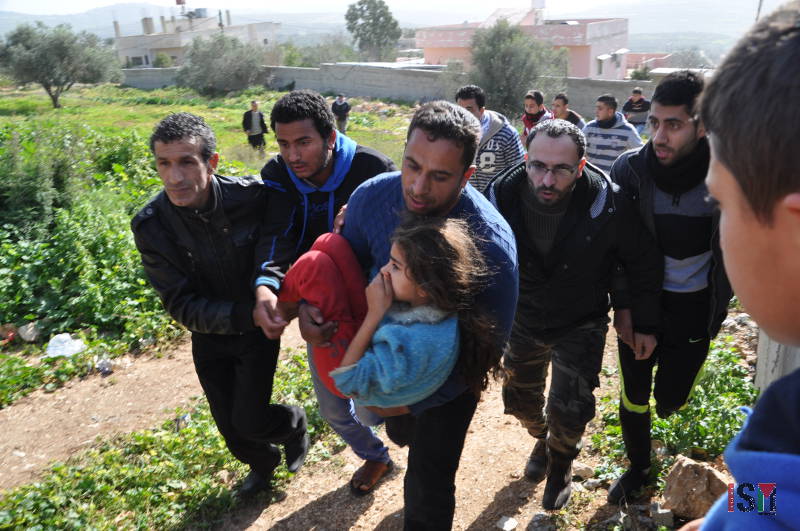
0, 349, 342, 530
0, 84, 412, 408
0, 84, 411, 172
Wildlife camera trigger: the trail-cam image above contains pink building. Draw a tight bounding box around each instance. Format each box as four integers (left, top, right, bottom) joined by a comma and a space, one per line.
416, 6, 630, 80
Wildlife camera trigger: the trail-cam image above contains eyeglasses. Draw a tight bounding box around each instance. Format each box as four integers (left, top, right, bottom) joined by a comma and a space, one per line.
526, 160, 577, 180
647, 116, 697, 133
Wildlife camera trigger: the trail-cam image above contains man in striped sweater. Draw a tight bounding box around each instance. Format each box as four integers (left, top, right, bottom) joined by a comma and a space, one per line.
456, 85, 525, 194
583, 94, 643, 174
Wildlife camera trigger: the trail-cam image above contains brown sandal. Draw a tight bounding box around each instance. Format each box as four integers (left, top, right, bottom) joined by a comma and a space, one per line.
349, 459, 394, 496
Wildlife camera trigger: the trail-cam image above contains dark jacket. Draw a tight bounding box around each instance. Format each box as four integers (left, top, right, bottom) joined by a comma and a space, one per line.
242, 110, 267, 134
489, 162, 662, 338
610, 147, 733, 337
131, 175, 273, 335
255, 137, 396, 292
331, 100, 351, 119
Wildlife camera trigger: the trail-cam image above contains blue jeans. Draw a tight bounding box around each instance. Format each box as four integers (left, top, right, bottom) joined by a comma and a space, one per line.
307, 346, 390, 463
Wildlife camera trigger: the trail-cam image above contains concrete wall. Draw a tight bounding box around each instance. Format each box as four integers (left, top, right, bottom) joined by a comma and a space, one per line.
121, 64, 653, 116
755, 332, 800, 390
564, 77, 654, 119
122, 67, 179, 90
264, 63, 447, 102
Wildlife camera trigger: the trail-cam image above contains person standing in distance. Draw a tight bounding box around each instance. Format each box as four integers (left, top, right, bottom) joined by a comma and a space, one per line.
242, 100, 268, 156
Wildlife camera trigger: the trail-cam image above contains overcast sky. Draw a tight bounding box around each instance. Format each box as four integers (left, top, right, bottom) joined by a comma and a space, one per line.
0, 0, 608, 16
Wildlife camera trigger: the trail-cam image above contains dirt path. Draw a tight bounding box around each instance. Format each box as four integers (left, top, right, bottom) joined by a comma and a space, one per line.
214, 332, 622, 531
5, 316, 752, 528
0, 324, 307, 490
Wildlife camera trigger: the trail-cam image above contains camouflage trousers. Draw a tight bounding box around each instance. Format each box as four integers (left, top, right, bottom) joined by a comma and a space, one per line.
502, 317, 608, 459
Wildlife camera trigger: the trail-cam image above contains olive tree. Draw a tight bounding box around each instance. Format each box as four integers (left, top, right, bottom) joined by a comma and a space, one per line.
469, 20, 567, 119
177, 33, 264, 96
0, 23, 120, 108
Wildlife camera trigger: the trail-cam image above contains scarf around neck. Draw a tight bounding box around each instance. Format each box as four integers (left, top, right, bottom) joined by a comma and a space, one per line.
645, 137, 710, 196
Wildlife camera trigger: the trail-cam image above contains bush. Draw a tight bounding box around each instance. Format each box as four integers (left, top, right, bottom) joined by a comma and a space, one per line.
153, 52, 173, 68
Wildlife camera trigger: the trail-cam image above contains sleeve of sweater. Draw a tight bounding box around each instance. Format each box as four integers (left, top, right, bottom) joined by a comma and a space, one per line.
503, 123, 526, 168
253, 163, 300, 293
331, 317, 459, 407
626, 124, 644, 149
341, 182, 373, 270
614, 192, 663, 333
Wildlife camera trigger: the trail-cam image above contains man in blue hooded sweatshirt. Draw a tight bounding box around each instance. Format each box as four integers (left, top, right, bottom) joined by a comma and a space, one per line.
251, 89, 397, 495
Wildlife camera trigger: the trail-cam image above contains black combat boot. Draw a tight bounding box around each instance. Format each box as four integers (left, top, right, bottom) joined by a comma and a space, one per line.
542, 449, 573, 510
524, 438, 548, 482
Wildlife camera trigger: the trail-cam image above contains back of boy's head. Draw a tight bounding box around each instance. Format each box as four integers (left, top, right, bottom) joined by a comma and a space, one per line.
391, 216, 486, 312
700, 1, 800, 223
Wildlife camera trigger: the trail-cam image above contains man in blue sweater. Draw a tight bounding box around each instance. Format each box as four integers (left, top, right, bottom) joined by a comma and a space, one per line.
681, 3, 800, 529
340, 101, 518, 529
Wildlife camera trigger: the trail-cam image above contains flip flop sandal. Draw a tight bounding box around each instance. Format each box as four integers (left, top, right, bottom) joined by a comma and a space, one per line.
349, 459, 394, 496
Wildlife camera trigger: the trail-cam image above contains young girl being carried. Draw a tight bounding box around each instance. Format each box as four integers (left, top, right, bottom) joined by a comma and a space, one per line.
278, 216, 500, 408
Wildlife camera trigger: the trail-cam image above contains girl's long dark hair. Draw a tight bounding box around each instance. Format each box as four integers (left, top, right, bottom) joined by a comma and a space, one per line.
391, 215, 503, 397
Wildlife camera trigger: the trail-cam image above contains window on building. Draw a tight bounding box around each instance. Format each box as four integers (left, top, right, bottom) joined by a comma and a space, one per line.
597, 59, 604, 75
131, 56, 144, 66
144, 55, 149, 65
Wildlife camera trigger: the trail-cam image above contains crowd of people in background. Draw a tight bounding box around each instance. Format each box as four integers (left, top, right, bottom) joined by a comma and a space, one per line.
134, 3, 800, 528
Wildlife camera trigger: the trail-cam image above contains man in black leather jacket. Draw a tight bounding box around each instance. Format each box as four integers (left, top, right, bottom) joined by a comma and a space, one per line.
131, 112, 308, 497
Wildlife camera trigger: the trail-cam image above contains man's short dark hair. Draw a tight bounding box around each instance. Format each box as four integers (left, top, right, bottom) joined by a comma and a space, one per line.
251, 100, 258, 105
700, 2, 800, 223
525, 90, 545, 105
149, 112, 216, 162
632, 87, 643, 95
455, 85, 486, 109
270, 89, 335, 140
526, 119, 586, 159
407, 101, 481, 172
597, 94, 618, 111
652, 70, 704, 115
554, 92, 569, 105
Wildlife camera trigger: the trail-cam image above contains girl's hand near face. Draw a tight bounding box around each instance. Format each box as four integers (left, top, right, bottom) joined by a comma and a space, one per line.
366, 271, 394, 318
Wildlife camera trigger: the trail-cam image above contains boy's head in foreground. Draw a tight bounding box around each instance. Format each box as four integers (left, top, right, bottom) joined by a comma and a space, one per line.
702, 1, 800, 345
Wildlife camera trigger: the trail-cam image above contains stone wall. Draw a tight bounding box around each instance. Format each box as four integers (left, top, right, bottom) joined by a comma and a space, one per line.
564, 77, 654, 119
121, 67, 178, 90
121, 65, 655, 119
263, 63, 447, 103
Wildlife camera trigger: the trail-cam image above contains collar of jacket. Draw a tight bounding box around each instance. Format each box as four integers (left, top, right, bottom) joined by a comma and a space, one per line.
283, 132, 357, 194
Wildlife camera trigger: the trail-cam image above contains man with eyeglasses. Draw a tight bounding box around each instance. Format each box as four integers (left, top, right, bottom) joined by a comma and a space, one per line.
488, 119, 662, 510
607, 70, 732, 505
